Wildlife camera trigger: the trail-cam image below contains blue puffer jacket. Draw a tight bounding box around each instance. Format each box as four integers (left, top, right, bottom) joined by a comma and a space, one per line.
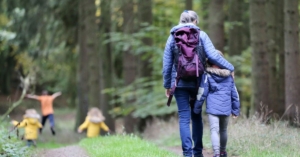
193, 67, 240, 116
162, 23, 234, 89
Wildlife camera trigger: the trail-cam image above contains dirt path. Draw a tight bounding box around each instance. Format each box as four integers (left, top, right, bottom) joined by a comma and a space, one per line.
33, 145, 211, 157
34, 145, 213, 157
165, 146, 213, 157
32, 145, 89, 157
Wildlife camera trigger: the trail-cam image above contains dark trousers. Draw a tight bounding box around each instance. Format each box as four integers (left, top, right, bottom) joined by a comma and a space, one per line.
27, 140, 36, 147
40, 114, 55, 132
174, 87, 203, 157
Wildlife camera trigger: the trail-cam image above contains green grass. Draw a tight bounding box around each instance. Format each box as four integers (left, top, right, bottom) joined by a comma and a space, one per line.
201, 115, 300, 157
79, 135, 179, 157
226, 116, 300, 157
159, 133, 182, 147
142, 116, 300, 157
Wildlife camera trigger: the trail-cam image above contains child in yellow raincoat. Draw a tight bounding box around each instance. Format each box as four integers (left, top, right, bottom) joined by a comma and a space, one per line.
77, 107, 110, 137
12, 109, 43, 147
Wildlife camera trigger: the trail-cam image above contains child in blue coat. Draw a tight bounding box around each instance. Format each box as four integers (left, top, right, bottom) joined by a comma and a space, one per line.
193, 51, 240, 157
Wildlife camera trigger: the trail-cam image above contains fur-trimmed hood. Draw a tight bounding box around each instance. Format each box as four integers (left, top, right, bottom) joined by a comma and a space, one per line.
88, 108, 105, 123
206, 67, 231, 77
206, 67, 231, 83
23, 109, 40, 120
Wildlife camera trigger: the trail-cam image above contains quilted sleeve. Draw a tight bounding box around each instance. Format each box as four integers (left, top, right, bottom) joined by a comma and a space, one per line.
12, 120, 27, 128
78, 117, 89, 131
100, 122, 109, 132
162, 35, 175, 89
231, 84, 240, 116
200, 31, 234, 72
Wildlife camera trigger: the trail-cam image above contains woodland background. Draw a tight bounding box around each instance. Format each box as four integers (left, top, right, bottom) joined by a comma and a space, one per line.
1, 0, 300, 134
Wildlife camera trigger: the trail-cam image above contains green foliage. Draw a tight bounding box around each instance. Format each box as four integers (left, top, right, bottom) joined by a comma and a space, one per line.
1, 0, 77, 101
105, 78, 177, 118
36, 142, 66, 149
79, 135, 179, 157
104, 0, 189, 119
226, 48, 252, 110
0, 124, 29, 157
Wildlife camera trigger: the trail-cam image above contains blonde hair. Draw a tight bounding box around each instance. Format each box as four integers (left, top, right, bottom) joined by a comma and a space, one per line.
179, 10, 199, 24
88, 107, 105, 122
23, 109, 40, 119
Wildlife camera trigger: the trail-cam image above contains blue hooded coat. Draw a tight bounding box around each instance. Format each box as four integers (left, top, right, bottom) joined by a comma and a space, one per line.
162, 23, 234, 89
193, 67, 240, 116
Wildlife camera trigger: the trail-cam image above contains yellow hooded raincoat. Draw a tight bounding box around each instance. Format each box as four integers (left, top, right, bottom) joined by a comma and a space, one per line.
12, 109, 42, 140
78, 108, 109, 137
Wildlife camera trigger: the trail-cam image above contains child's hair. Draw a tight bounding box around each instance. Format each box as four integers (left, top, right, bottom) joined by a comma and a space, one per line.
88, 107, 105, 122
23, 109, 40, 119
207, 50, 224, 67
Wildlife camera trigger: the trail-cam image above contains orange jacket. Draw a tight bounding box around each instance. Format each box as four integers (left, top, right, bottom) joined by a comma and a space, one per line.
37, 96, 55, 116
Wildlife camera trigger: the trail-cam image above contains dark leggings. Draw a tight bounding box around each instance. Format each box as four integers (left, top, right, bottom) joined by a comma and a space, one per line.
27, 140, 36, 147
40, 114, 55, 131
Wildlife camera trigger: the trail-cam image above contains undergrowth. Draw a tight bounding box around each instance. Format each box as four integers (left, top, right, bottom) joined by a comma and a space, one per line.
143, 115, 300, 157
0, 123, 29, 157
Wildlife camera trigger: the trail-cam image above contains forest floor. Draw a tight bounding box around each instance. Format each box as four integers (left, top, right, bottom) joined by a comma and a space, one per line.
32, 145, 213, 157
32, 145, 89, 157
9, 107, 215, 157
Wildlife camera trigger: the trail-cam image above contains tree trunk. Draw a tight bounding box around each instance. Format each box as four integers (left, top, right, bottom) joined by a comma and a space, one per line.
277, 0, 285, 117
249, 0, 269, 112
200, 0, 210, 30
228, 0, 243, 56
100, 0, 115, 132
138, 0, 153, 78
75, 0, 90, 129
122, 0, 138, 133
266, 0, 285, 116
265, 0, 279, 115
87, 0, 101, 108
185, 0, 192, 10
228, 0, 245, 115
242, 2, 250, 52
208, 0, 225, 52
136, 0, 153, 132
284, 0, 300, 122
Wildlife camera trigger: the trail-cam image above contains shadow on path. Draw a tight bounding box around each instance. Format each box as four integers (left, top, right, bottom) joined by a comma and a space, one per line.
32, 145, 89, 157
165, 146, 213, 157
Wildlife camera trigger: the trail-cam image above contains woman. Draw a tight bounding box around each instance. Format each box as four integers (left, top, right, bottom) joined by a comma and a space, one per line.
162, 10, 234, 157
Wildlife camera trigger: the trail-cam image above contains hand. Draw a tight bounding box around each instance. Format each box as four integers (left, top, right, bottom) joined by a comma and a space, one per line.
107, 130, 112, 134
232, 114, 238, 118
77, 128, 82, 133
231, 71, 235, 79
165, 89, 171, 98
